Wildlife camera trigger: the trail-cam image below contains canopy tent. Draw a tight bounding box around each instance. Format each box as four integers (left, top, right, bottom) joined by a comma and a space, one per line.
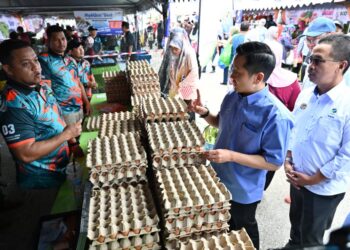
0, 0, 160, 14
233, 0, 348, 10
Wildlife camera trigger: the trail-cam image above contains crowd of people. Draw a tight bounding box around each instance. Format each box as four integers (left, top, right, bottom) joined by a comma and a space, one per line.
0, 11, 349, 250
159, 16, 350, 250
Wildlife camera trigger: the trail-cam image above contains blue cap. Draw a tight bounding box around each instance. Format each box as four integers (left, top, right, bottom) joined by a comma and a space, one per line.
304, 17, 336, 37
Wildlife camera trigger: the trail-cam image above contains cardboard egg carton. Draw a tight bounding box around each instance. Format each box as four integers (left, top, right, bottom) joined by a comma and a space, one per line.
127, 60, 152, 69
103, 71, 131, 104
156, 165, 232, 217
178, 229, 256, 250
131, 93, 161, 107
98, 120, 141, 138
89, 233, 161, 250
146, 121, 205, 168
86, 133, 147, 169
87, 183, 160, 245
90, 164, 147, 187
131, 84, 160, 97
85, 112, 138, 131
142, 97, 189, 122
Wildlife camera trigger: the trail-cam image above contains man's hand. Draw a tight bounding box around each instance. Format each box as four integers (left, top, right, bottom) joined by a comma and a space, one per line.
286, 170, 325, 190
64, 122, 82, 140
84, 101, 92, 116
284, 160, 294, 174
204, 149, 233, 163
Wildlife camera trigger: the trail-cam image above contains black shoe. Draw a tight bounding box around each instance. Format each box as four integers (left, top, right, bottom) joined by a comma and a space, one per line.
210, 66, 216, 73
220, 82, 227, 85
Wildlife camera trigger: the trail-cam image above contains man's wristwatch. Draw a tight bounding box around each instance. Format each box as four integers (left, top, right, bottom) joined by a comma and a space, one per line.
200, 107, 210, 118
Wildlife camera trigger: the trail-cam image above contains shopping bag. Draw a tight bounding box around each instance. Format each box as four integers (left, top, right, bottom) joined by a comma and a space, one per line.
219, 42, 232, 67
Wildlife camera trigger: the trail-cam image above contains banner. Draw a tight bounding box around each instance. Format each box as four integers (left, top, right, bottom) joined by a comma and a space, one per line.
0, 15, 21, 40
74, 10, 124, 36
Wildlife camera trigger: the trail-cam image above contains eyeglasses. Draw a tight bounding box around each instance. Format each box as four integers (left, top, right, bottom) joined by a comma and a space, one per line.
306, 55, 339, 66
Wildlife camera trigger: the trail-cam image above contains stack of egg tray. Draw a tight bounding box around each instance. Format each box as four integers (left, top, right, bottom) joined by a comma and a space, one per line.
87, 183, 160, 249
173, 229, 255, 250
126, 60, 151, 69
155, 165, 232, 240
131, 93, 161, 108
146, 121, 205, 169
86, 133, 147, 186
142, 97, 189, 122
85, 112, 137, 132
98, 120, 141, 138
103, 71, 131, 104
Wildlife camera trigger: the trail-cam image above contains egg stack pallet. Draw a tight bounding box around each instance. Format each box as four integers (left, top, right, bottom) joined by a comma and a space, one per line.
142, 97, 190, 122
146, 121, 206, 169
126, 60, 161, 108
174, 229, 255, 250
85, 111, 138, 132
87, 133, 148, 186
153, 165, 232, 243
103, 71, 131, 104
87, 183, 161, 249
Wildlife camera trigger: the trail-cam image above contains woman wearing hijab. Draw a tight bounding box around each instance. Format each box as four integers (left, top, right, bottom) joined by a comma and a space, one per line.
159, 27, 199, 101
264, 26, 301, 192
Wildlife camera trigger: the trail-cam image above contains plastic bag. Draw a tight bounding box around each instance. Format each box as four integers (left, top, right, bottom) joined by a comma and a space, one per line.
219, 42, 232, 67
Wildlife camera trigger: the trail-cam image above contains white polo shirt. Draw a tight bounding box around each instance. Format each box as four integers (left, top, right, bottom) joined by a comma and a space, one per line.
289, 80, 350, 195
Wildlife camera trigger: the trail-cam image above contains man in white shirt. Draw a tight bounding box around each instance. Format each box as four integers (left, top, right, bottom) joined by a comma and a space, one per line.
286, 34, 350, 247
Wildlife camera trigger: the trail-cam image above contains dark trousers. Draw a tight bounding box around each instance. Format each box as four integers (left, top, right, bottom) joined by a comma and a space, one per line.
229, 200, 260, 249
223, 66, 229, 84
289, 185, 345, 247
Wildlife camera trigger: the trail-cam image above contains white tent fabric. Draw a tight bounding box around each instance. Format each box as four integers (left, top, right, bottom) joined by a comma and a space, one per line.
233, 0, 345, 10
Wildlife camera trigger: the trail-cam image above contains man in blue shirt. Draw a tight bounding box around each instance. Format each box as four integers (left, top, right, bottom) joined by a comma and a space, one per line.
194, 42, 294, 249
0, 39, 81, 248
286, 34, 350, 247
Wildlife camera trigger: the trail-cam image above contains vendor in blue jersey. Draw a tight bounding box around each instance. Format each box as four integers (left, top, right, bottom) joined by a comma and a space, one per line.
193, 42, 294, 249
38, 25, 91, 123
67, 39, 97, 100
0, 39, 82, 248
39, 25, 90, 156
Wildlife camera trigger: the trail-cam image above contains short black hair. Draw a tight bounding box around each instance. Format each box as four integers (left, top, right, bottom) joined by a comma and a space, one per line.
122, 21, 129, 29
319, 34, 350, 74
9, 31, 19, 40
47, 25, 64, 40
240, 21, 250, 32
17, 26, 24, 32
0, 39, 31, 65
235, 42, 276, 81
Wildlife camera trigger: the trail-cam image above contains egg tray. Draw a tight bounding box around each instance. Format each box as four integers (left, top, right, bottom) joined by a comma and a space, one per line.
86, 133, 147, 168
131, 84, 161, 96
147, 121, 205, 156
142, 97, 189, 123
87, 183, 160, 244
177, 229, 256, 250
98, 120, 141, 138
127, 60, 152, 69
131, 93, 161, 108
90, 165, 147, 187
152, 153, 205, 169
89, 232, 161, 250
103, 71, 131, 104
165, 229, 229, 249
85, 112, 138, 131
155, 165, 232, 217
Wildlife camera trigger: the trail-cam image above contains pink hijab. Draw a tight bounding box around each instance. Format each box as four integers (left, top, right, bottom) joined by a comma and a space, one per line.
265, 26, 297, 88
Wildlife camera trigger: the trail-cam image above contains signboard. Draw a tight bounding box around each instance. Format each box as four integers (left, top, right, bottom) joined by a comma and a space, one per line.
74, 10, 124, 36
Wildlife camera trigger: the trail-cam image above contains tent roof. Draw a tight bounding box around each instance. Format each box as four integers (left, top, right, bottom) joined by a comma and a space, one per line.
0, 0, 158, 14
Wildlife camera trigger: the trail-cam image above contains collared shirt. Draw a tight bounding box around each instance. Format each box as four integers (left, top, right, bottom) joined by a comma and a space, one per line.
0, 80, 69, 188
212, 87, 294, 204
39, 51, 83, 115
289, 80, 350, 195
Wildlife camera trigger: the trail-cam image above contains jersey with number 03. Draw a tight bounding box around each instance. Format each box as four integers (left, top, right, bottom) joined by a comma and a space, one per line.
0, 81, 69, 173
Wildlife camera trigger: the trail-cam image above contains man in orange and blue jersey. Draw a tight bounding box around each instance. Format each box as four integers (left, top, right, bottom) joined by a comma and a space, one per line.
67, 39, 97, 100
39, 25, 90, 156
0, 39, 81, 249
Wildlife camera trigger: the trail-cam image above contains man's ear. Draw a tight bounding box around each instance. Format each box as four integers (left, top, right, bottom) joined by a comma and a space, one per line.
255, 72, 265, 84
1, 65, 13, 78
339, 60, 348, 73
